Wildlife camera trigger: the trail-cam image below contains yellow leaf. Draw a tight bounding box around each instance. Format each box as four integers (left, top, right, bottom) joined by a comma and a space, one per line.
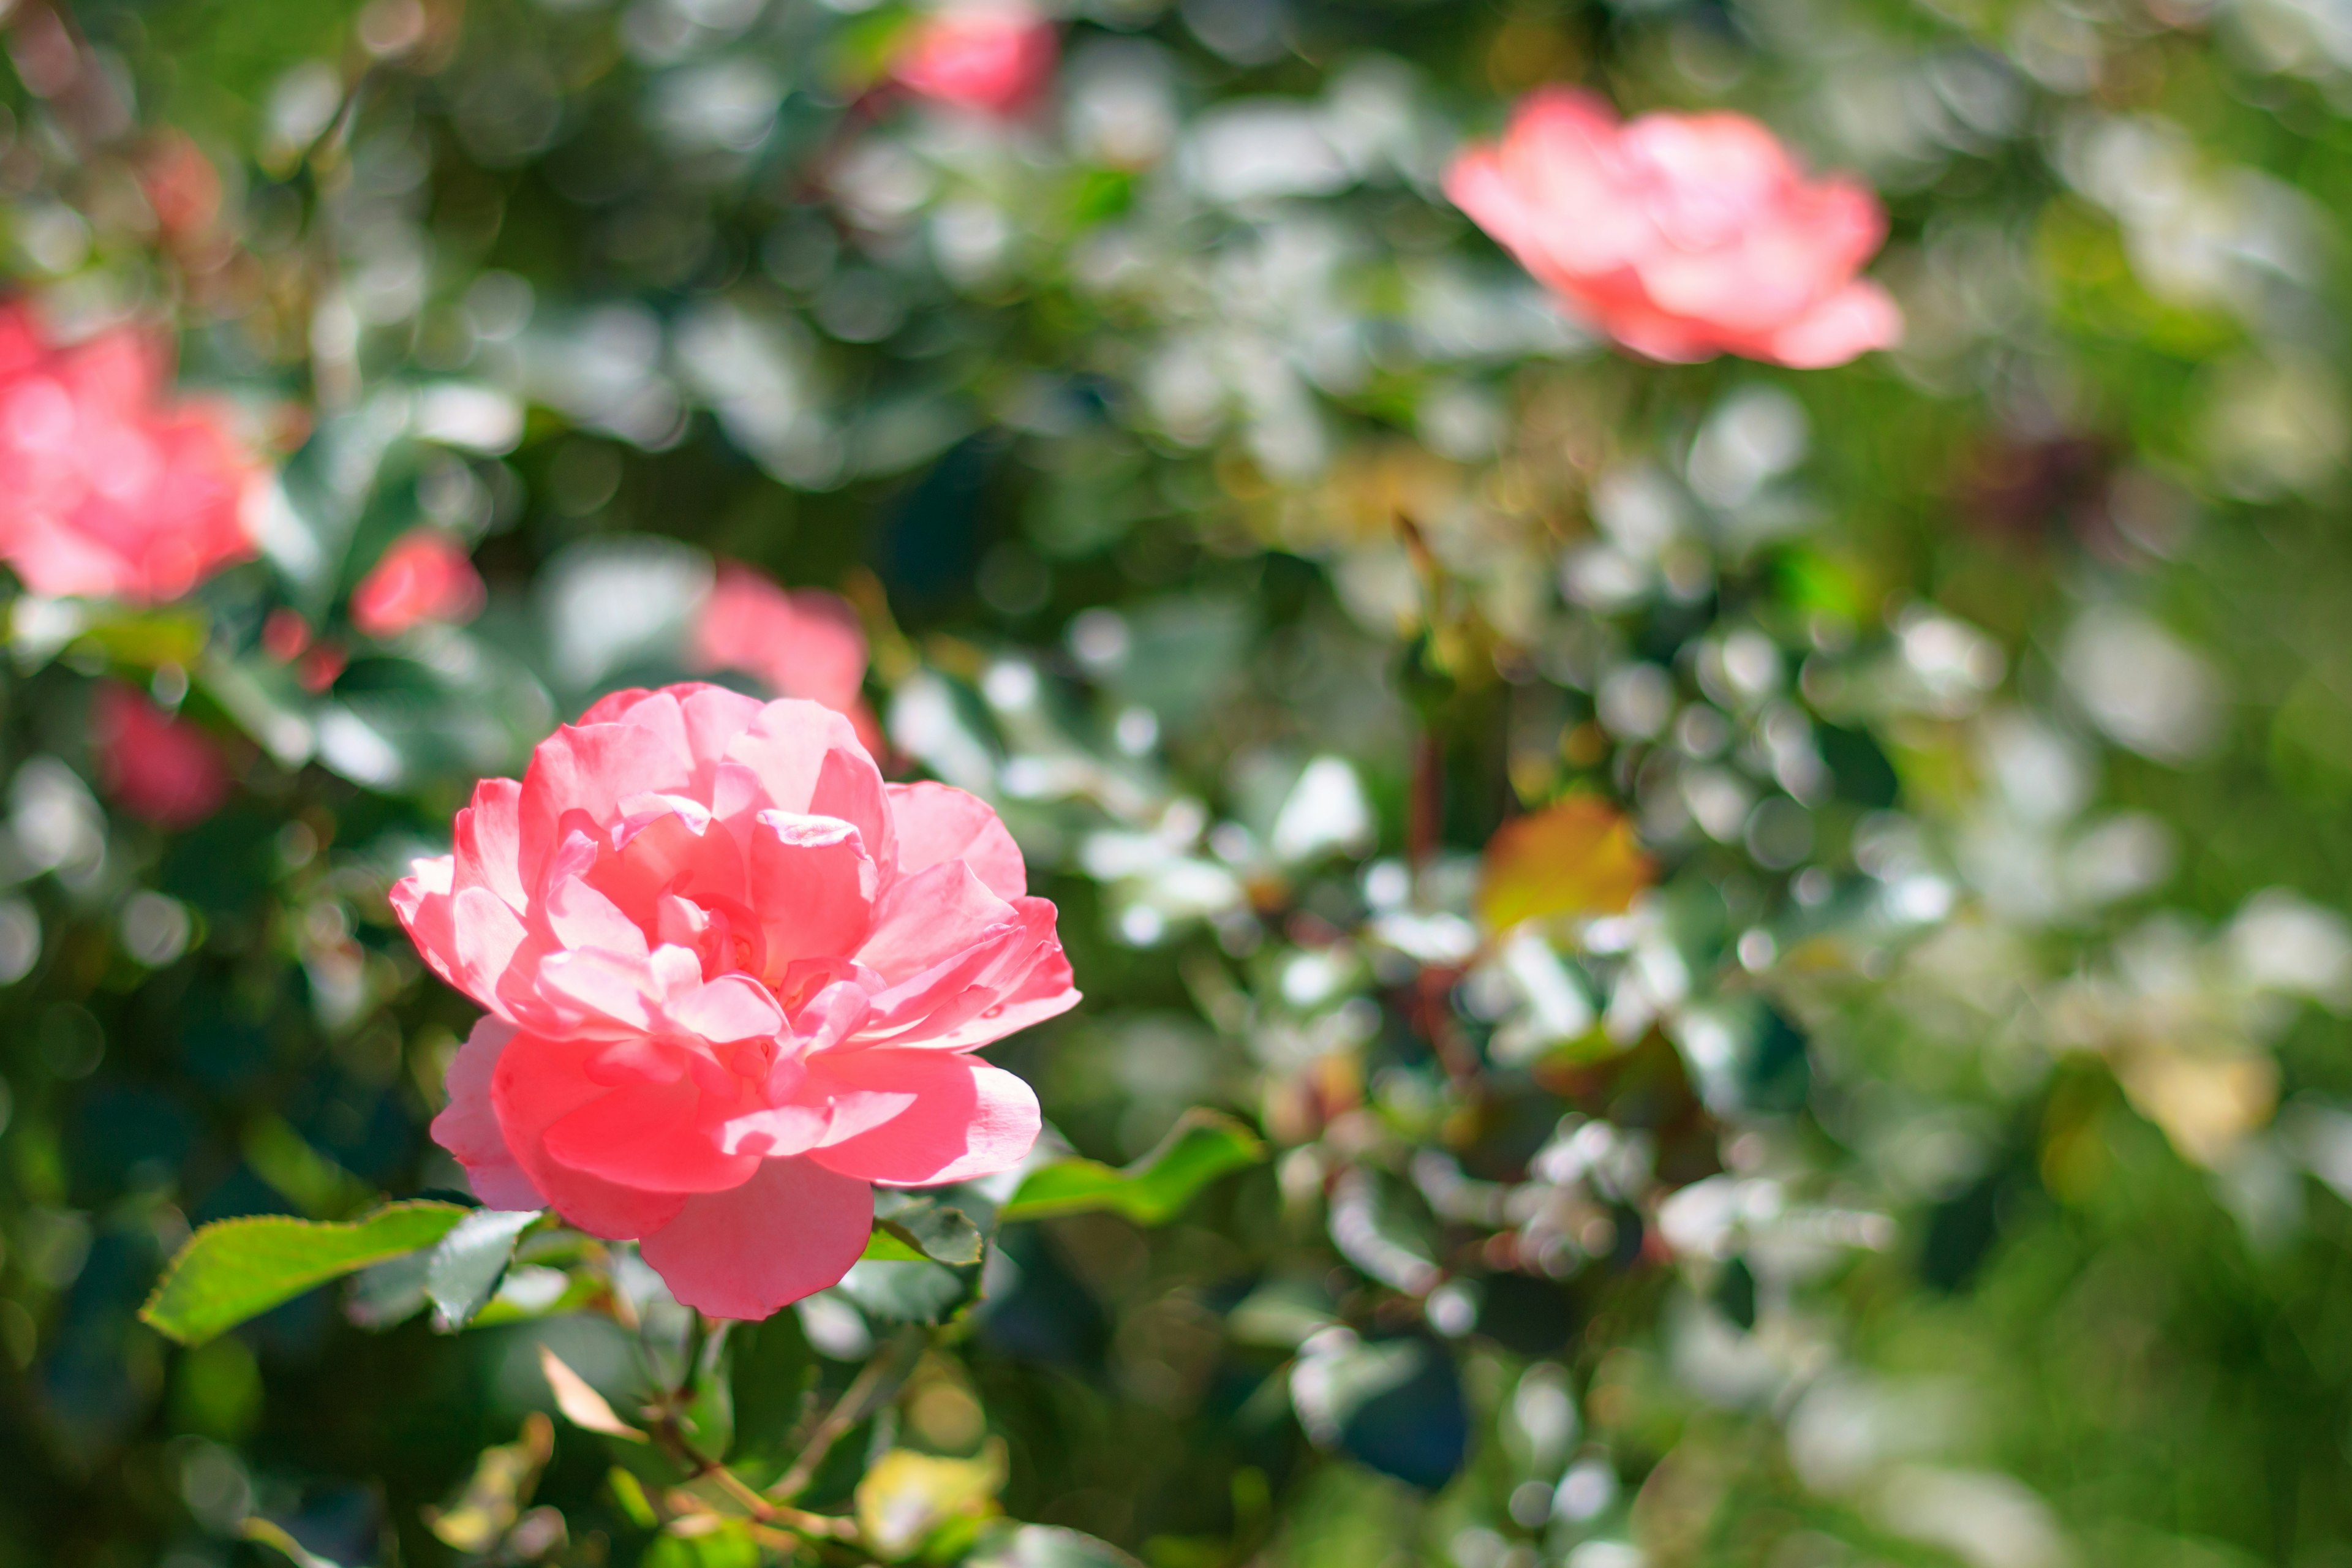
854, 1443, 1006, 1561
1477, 795, 1652, 932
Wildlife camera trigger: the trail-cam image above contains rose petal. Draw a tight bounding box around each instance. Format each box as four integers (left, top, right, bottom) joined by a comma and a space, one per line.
806, 1050, 1042, 1186
429, 1017, 548, 1211
638, 1156, 873, 1319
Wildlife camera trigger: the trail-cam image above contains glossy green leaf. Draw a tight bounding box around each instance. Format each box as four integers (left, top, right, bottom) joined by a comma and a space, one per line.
1001, 1111, 1264, 1226
141, 1201, 470, 1345
874, 1191, 987, 1265
426, 1208, 541, 1332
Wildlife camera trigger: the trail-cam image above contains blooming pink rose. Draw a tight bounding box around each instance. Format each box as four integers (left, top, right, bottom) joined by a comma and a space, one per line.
350, 529, 486, 638
692, 563, 884, 760
1446, 90, 1902, 369
892, 6, 1058, 118
94, 683, 230, 828
0, 303, 258, 602
394, 684, 1078, 1318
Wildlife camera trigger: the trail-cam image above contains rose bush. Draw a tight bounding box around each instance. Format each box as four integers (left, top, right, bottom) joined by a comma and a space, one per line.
891, 5, 1058, 118
393, 683, 1076, 1317
1447, 89, 1902, 367
0, 302, 255, 601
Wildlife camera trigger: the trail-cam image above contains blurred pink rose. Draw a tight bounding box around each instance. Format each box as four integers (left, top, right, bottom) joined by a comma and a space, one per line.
94, 684, 230, 829
0, 303, 259, 602
394, 684, 1077, 1318
693, 563, 884, 758
893, 6, 1057, 118
351, 529, 486, 638
1446, 90, 1902, 368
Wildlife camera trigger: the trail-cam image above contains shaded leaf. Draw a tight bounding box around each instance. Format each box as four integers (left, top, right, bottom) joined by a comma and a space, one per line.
538, 1346, 647, 1442
861, 1229, 930, 1263
1477, 794, 1653, 932
1001, 1110, 1264, 1226
426, 1412, 554, 1553
830, 1259, 971, 1324
345, 1248, 433, 1330
426, 1208, 541, 1332
141, 1201, 470, 1345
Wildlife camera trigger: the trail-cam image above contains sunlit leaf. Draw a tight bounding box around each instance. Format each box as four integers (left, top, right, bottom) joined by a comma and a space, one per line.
1001, 1110, 1264, 1226
239, 1518, 355, 1568
1477, 794, 1653, 933
965, 1523, 1147, 1568
538, 1346, 647, 1442
141, 1201, 470, 1345
853, 1443, 1005, 1561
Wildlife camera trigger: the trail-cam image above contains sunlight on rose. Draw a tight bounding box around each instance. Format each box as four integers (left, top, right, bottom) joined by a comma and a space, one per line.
892, 6, 1058, 119
394, 684, 1078, 1319
0, 303, 259, 602
1447, 90, 1902, 369
350, 528, 486, 638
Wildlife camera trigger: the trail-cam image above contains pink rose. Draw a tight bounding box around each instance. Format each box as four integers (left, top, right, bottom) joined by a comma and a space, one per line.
692, 563, 884, 760
0, 303, 258, 602
350, 529, 486, 638
94, 683, 230, 829
1446, 90, 1902, 369
892, 6, 1058, 118
394, 684, 1079, 1318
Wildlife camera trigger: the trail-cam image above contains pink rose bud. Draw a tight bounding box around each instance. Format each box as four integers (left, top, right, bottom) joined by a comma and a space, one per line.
0, 303, 260, 603
94, 683, 230, 829
350, 529, 486, 639
892, 5, 1058, 118
1446, 89, 1902, 369
692, 563, 885, 760
393, 685, 1079, 1319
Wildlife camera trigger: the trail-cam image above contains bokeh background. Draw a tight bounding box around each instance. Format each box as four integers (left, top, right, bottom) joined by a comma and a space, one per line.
7, 0, 2352, 1564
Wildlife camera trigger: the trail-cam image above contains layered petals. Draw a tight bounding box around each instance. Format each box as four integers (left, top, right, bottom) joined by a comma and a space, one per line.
404, 682, 1079, 1317
1447, 89, 1901, 369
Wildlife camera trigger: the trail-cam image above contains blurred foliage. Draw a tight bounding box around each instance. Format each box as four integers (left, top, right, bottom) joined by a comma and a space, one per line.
6, 0, 2352, 1565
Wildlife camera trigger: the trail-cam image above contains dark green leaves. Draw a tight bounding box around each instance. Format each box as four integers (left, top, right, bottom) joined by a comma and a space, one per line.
1001, 1111, 1264, 1226
141, 1201, 470, 1345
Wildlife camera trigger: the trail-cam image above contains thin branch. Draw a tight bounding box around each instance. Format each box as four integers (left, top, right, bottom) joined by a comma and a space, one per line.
767, 1325, 926, 1502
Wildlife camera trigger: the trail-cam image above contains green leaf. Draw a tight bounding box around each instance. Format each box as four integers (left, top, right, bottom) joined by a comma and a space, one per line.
426, 1208, 541, 1332
141, 1201, 471, 1345
873, 1191, 986, 1266
1000, 1111, 1264, 1226
830, 1260, 970, 1325
964, 1523, 1145, 1568
862, 1229, 930, 1262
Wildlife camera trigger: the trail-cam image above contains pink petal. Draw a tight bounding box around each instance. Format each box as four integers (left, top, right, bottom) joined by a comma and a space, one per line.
491, 1032, 690, 1238
749, 810, 876, 975
453, 777, 529, 911
541, 1072, 762, 1194
429, 1017, 548, 1211
638, 1156, 873, 1319
392, 855, 461, 990
516, 699, 698, 874
856, 861, 1017, 984
1760, 279, 1904, 369
542, 873, 652, 960
451, 885, 530, 1012
806, 1050, 1042, 1186
666, 973, 787, 1043
887, 781, 1027, 899
723, 699, 894, 868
